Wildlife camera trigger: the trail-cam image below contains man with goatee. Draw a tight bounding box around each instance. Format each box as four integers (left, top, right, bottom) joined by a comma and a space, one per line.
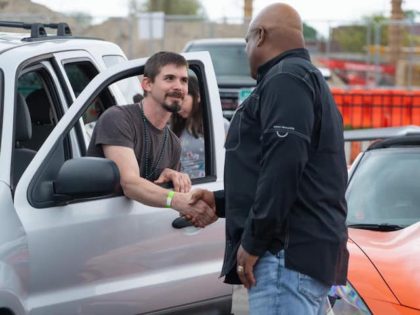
88, 51, 216, 227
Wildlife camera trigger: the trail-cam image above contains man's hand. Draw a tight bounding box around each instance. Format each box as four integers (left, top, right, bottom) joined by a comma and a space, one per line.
154, 168, 191, 193
236, 245, 259, 289
171, 192, 217, 228
189, 188, 216, 210
187, 189, 218, 226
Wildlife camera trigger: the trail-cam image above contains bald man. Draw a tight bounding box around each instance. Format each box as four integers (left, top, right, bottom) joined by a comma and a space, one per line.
191, 3, 349, 314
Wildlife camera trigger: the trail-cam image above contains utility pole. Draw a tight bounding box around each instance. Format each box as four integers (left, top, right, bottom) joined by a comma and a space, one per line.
389, 0, 404, 64
244, 0, 253, 23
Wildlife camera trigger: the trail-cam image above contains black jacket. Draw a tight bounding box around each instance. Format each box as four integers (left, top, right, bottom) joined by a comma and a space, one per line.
215, 48, 349, 286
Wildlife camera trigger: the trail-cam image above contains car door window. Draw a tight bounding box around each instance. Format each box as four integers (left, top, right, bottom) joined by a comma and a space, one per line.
28, 60, 217, 207
169, 67, 218, 181
17, 69, 59, 150
64, 61, 116, 127
13, 63, 69, 188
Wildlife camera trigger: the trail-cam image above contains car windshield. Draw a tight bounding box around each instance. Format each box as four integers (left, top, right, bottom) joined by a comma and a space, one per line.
346, 149, 420, 228
187, 44, 250, 78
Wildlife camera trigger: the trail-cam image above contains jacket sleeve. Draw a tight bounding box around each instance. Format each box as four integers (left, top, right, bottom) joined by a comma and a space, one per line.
241, 73, 315, 256
214, 190, 225, 218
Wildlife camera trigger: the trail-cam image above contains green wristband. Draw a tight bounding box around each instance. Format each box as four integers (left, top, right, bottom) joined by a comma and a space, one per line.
165, 190, 175, 208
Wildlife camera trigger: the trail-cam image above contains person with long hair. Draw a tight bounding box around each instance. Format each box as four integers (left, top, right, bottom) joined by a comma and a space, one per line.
171, 76, 205, 179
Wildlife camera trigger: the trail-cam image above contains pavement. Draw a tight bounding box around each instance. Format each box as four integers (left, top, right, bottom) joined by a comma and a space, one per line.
231, 285, 249, 315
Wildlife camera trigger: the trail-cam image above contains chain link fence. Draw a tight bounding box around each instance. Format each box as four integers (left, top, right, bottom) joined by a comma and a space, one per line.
1, 12, 419, 88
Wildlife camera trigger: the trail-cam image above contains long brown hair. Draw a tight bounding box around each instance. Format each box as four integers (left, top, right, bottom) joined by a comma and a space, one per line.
171, 75, 203, 138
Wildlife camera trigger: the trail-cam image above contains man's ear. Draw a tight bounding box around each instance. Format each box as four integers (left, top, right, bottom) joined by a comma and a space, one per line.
141, 77, 152, 93
256, 27, 266, 47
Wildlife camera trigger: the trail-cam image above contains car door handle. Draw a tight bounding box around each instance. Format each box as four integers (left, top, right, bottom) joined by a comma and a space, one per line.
172, 216, 194, 229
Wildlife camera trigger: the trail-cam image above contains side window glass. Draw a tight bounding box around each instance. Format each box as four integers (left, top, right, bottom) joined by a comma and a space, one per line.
64, 61, 116, 128
17, 69, 59, 151
14, 67, 65, 187
28, 62, 217, 207
28, 71, 140, 206
64, 62, 98, 98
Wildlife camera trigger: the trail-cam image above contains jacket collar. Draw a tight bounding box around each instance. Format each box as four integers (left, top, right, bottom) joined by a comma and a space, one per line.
256, 48, 310, 83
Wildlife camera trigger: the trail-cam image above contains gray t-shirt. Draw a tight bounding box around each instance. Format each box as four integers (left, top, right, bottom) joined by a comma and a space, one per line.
87, 104, 181, 181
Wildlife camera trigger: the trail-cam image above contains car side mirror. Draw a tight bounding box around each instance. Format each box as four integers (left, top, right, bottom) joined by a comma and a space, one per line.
53, 157, 121, 204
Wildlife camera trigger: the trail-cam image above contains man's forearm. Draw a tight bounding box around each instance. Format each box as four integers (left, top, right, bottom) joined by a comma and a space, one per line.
120, 173, 213, 226
121, 174, 172, 208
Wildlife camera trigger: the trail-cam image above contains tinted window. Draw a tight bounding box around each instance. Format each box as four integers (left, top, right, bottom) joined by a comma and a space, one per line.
64, 61, 115, 126
187, 44, 251, 78
17, 68, 59, 151
346, 149, 420, 227
14, 65, 67, 187
64, 62, 99, 97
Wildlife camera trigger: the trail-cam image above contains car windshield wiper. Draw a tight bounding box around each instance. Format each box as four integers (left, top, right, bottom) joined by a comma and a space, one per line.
347, 223, 405, 231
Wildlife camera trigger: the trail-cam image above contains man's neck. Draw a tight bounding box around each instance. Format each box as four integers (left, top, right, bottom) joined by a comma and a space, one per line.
141, 98, 171, 130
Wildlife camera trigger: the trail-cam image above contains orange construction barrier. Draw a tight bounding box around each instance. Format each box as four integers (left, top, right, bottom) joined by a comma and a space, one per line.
332, 88, 418, 129
361, 92, 373, 128
331, 88, 350, 127
413, 91, 420, 125
390, 91, 408, 126
401, 91, 414, 126
348, 90, 364, 128
372, 90, 386, 127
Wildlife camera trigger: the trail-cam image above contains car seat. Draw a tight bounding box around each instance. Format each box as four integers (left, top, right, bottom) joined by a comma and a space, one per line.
25, 88, 55, 151
13, 94, 37, 186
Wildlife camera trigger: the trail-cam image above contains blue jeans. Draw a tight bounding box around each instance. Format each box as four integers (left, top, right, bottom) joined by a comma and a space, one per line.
248, 250, 330, 315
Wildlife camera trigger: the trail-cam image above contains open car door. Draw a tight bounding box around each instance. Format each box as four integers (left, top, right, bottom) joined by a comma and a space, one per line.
13, 52, 231, 315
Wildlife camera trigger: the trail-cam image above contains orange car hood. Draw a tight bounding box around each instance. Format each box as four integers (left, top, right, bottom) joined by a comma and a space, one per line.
349, 222, 420, 310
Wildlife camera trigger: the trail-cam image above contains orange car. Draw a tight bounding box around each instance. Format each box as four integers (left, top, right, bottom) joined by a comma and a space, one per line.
328, 134, 420, 314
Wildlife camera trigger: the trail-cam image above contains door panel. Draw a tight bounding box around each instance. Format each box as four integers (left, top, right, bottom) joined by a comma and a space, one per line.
22, 194, 227, 314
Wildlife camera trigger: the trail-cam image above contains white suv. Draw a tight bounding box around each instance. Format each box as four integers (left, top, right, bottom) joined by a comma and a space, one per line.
0, 22, 231, 314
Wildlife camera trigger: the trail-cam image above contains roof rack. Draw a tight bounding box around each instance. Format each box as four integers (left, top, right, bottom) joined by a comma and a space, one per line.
0, 21, 72, 39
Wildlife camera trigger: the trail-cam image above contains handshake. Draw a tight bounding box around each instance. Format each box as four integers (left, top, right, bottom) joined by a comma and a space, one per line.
171, 189, 218, 228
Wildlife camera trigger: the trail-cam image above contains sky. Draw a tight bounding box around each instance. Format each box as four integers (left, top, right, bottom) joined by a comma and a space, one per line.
32, 0, 420, 23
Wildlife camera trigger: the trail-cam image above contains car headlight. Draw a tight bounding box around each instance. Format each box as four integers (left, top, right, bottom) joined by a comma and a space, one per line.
327, 281, 371, 315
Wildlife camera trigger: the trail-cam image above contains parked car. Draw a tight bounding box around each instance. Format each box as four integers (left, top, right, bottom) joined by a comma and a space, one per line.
328, 129, 420, 314
183, 38, 332, 120
183, 38, 255, 119
0, 22, 231, 314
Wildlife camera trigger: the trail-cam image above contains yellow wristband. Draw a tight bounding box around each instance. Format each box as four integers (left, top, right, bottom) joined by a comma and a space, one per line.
166, 191, 175, 208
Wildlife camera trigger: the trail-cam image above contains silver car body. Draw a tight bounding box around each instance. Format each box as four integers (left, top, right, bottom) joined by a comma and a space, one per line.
0, 31, 230, 314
